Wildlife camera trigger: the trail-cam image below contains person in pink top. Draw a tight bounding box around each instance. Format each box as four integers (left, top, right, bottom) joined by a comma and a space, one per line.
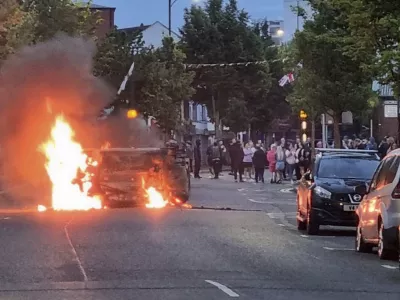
267, 144, 277, 183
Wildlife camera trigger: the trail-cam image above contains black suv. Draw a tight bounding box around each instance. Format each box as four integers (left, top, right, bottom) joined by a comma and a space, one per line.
296, 149, 380, 235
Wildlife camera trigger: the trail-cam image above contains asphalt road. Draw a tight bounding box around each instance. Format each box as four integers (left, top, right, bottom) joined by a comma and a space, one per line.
0, 171, 399, 299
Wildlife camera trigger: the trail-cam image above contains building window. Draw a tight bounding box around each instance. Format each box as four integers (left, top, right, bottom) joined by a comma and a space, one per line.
269, 27, 281, 36
192, 104, 198, 121
201, 105, 207, 121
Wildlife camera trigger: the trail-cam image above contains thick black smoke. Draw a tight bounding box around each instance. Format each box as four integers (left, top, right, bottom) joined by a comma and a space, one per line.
0, 34, 161, 207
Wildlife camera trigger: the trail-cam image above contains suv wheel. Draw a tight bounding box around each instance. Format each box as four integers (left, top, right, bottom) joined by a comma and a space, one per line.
378, 222, 396, 260
306, 208, 319, 235
355, 222, 373, 253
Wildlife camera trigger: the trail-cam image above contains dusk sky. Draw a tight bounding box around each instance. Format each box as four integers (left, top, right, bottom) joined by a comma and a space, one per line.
91, 0, 284, 30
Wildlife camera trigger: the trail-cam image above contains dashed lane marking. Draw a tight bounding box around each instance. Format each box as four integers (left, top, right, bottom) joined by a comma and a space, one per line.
323, 247, 353, 251
280, 188, 297, 193
381, 265, 397, 270
278, 224, 285, 227
301, 235, 309, 238
205, 280, 240, 297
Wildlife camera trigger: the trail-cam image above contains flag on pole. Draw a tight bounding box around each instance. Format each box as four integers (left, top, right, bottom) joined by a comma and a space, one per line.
279, 75, 289, 87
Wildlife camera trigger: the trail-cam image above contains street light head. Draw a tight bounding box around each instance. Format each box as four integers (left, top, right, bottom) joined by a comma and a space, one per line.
277, 29, 284, 37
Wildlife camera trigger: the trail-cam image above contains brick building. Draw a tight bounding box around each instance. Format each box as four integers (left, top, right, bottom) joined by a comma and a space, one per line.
88, 3, 115, 39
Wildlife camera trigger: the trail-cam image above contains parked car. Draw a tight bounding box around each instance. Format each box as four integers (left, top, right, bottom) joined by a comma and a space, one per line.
297, 148, 380, 235
355, 149, 400, 259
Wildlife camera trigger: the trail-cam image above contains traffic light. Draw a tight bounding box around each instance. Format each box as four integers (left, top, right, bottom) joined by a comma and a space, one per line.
299, 110, 308, 142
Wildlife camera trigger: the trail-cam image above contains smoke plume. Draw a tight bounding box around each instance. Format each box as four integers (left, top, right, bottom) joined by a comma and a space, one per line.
0, 34, 161, 208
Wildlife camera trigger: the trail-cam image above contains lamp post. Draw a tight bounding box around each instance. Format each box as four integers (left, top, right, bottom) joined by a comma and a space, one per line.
168, 0, 178, 36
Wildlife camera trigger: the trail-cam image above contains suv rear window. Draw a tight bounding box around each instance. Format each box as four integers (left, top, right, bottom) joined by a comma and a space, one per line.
317, 157, 380, 179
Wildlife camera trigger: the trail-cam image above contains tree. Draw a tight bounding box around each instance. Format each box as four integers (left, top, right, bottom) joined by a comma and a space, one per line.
0, 1, 35, 61
180, 0, 274, 136
289, 0, 374, 148
329, 0, 400, 139
132, 37, 195, 132
93, 27, 144, 88
21, 0, 99, 43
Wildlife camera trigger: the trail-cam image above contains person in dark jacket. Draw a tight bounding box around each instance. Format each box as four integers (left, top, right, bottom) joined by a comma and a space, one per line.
252, 145, 267, 183
210, 142, 222, 178
230, 141, 244, 182
194, 139, 201, 178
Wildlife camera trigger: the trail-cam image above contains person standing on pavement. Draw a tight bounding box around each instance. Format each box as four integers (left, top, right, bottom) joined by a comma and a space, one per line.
193, 139, 201, 179
230, 140, 244, 182
218, 140, 227, 175
210, 142, 222, 179
186, 141, 194, 174
267, 144, 277, 183
280, 138, 288, 180
252, 145, 266, 183
243, 143, 254, 180
206, 142, 214, 176
275, 145, 286, 184
285, 143, 296, 184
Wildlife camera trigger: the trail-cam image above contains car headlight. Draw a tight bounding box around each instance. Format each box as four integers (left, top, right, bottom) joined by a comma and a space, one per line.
314, 186, 332, 199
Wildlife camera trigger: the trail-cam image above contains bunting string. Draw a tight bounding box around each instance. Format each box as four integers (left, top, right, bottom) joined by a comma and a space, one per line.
184, 60, 268, 69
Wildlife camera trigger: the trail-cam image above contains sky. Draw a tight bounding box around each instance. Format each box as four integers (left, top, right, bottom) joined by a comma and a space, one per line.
91, 0, 284, 30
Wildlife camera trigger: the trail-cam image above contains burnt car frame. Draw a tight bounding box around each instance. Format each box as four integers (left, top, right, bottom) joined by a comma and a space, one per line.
84, 147, 190, 207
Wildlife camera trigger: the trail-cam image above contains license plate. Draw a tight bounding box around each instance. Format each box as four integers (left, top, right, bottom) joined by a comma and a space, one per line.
343, 204, 358, 211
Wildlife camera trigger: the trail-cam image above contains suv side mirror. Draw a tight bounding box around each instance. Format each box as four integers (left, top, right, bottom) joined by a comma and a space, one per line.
354, 184, 367, 195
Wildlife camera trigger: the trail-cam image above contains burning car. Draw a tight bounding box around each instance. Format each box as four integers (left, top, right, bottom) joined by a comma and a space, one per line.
84, 146, 191, 208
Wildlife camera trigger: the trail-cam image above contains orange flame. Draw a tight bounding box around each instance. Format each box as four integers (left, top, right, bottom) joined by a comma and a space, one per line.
37, 204, 47, 212
145, 187, 168, 209
40, 115, 102, 211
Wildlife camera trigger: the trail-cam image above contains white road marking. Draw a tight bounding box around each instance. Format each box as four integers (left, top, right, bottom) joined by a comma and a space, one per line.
323, 247, 353, 251
381, 265, 397, 270
237, 188, 246, 192
205, 280, 239, 297
267, 212, 296, 218
301, 235, 309, 238
280, 188, 296, 193
1, 217, 10, 220
248, 198, 296, 205
278, 224, 285, 227
64, 219, 88, 282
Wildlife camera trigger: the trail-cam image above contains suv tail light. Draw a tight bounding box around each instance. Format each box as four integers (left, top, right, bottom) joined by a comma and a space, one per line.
391, 182, 400, 199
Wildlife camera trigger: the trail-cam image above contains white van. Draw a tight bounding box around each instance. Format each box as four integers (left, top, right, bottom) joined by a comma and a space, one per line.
355, 150, 400, 259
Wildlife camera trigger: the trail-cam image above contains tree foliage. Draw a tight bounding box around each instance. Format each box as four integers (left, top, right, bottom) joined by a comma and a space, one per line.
0, 0, 35, 61
180, 0, 284, 134
289, 0, 374, 146
21, 0, 99, 43
330, 0, 400, 95
132, 37, 195, 132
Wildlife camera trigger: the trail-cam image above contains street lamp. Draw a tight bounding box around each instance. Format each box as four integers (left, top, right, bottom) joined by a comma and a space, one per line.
277, 29, 284, 37
168, 0, 179, 36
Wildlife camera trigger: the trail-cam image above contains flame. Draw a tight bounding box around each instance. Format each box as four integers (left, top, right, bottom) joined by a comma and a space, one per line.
145, 187, 168, 209
37, 205, 47, 212
40, 115, 102, 211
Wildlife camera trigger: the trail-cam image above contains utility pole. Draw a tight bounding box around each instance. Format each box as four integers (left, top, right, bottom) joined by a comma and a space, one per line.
296, 0, 300, 30
168, 0, 172, 36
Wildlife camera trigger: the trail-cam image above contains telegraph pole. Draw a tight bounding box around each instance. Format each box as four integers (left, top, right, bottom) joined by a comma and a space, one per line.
168, 0, 172, 35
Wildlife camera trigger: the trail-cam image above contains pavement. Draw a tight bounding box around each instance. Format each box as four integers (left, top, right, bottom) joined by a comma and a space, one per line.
0, 171, 399, 299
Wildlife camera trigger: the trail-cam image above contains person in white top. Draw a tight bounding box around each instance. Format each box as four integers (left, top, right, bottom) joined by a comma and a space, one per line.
285, 143, 296, 184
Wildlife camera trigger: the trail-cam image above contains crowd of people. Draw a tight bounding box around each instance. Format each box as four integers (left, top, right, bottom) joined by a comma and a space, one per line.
185, 137, 313, 184
184, 134, 399, 184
